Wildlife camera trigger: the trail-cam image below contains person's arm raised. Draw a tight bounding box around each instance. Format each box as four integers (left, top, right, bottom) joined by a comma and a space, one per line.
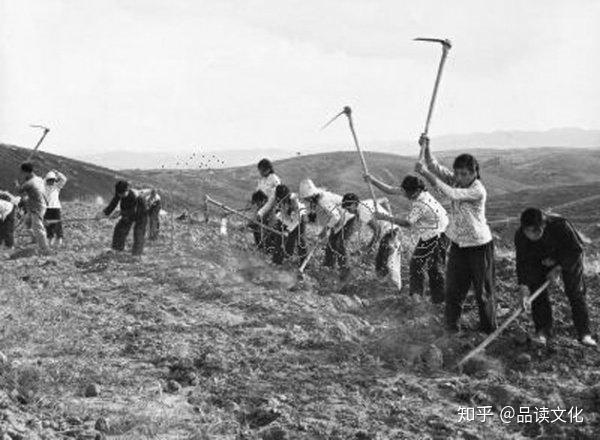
419, 135, 454, 185
363, 174, 403, 195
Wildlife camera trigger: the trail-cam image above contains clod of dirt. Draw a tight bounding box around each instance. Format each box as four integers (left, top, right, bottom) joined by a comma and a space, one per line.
242, 408, 281, 429
94, 417, 109, 433
84, 384, 100, 397
460, 354, 503, 378
485, 383, 535, 410
512, 328, 529, 345
261, 426, 288, 440
516, 353, 532, 365
166, 380, 182, 394
420, 344, 444, 372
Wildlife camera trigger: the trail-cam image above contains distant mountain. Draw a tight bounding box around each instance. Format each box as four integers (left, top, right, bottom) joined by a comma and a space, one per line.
78, 128, 600, 169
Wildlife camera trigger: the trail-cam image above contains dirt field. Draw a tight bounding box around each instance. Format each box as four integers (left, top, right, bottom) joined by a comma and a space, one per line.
1, 202, 599, 439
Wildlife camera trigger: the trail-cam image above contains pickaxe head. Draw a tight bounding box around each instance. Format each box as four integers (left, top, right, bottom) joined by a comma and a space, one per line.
30, 124, 50, 133
321, 106, 352, 130
414, 37, 452, 51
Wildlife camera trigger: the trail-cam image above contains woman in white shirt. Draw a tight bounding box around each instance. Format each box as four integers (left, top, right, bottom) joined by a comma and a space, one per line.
0, 191, 19, 249
415, 135, 496, 334
271, 184, 307, 265
44, 170, 67, 246
255, 159, 281, 224
364, 173, 449, 303
299, 179, 355, 280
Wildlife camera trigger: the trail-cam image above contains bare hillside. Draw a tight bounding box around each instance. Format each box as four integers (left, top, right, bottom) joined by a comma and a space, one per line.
1, 201, 599, 439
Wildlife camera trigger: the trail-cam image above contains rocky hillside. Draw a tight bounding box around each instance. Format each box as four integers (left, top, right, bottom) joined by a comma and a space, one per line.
0, 201, 599, 439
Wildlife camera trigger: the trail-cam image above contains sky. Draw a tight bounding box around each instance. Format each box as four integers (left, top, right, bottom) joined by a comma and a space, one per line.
1, 0, 599, 157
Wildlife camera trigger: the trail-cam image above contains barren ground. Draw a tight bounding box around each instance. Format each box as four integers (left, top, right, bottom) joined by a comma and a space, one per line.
1, 201, 599, 440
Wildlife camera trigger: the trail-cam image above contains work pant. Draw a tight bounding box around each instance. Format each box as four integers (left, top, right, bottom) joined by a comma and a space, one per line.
29, 209, 50, 254
148, 203, 161, 241
324, 218, 356, 270
409, 234, 449, 303
44, 208, 63, 240
112, 214, 148, 256
0, 208, 15, 248
445, 240, 496, 333
250, 210, 275, 252
526, 255, 591, 339
272, 221, 307, 265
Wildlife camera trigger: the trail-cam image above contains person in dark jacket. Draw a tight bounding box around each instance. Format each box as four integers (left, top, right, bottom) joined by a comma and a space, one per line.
515, 208, 596, 347
99, 180, 149, 256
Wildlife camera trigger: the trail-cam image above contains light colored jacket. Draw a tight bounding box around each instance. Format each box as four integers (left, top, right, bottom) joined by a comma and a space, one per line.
0, 199, 14, 221
426, 157, 492, 247
20, 175, 47, 214
276, 193, 306, 231
256, 173, 281, 218
312, 191, 354, 233
44, 171, 67, 209
407, 191, 449, 241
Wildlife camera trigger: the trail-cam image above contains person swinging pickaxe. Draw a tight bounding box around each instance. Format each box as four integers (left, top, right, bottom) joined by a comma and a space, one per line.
414, 38, 451, 160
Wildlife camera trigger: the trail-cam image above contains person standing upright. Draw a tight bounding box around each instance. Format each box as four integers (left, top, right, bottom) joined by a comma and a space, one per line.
18, 162, 50, 255
255, 159, 281, 225
416, 135, 496, 334
44, 170, 68, 246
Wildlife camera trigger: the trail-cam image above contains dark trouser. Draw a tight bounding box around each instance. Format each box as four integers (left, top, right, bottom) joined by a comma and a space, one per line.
250, 210, 274, 251
0, 208, 15, 248
44, 208, 63, 239
112, 214, 148, 256
148, 204, 161, 240
409, 233, 449, 303
527, 255, 590, 339
324, 218, 356, 270
445, 241, 496, 333
272, 221, 307, 265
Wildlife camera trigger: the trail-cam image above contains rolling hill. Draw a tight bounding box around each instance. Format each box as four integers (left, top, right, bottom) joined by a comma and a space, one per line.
0, 144, 184, 205
130, 148, 600, 219
0, 144, 132, 202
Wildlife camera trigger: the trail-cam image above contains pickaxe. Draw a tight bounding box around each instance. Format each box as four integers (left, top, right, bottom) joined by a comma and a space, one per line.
414, 37, 451, 159
458, 280, 550, 368
321, 106, 379, 215
27, 124, 50, 161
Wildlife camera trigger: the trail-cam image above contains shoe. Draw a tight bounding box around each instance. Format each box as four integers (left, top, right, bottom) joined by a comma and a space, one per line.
581, 335, 597, 347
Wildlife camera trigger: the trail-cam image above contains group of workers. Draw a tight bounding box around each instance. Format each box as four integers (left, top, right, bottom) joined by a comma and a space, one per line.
2, 141, 596, 349
247, 135, 597, 347
0, 162, 162, 258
